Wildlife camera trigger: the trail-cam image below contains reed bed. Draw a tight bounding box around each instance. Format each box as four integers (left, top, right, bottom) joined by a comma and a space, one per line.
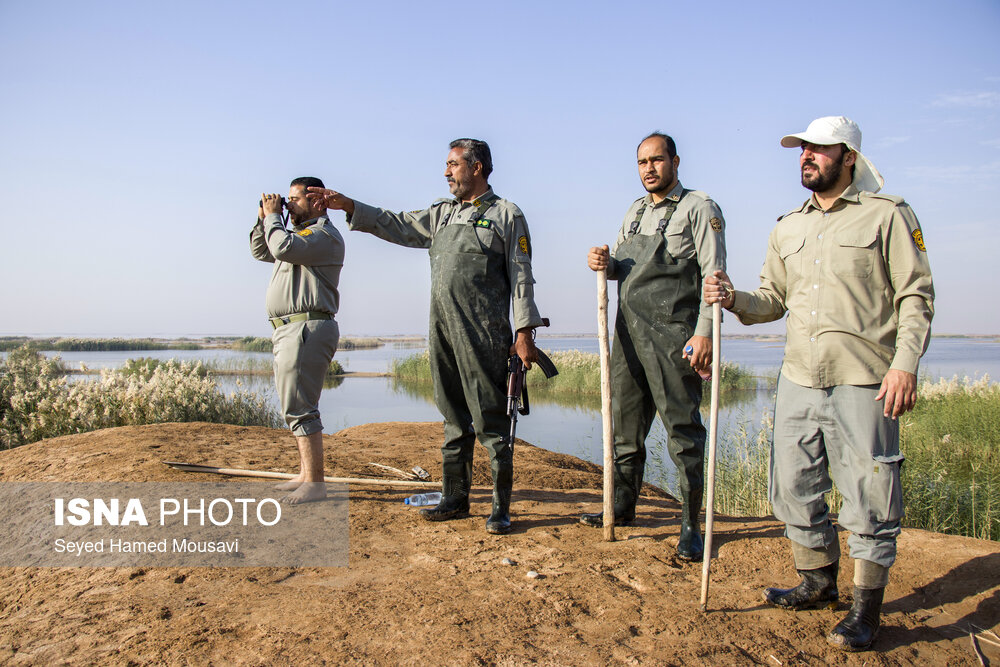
0, 337, 181, 352
0, 346, 281, 448
898, 375, 999, 540
391, 349, 760, 401
708, 374, 998, 541
229, 336, 382, 353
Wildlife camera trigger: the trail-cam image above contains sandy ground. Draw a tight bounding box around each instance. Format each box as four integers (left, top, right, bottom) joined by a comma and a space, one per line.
1, 422, 998, 666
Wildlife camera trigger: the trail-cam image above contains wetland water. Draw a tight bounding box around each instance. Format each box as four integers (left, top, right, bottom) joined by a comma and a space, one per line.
21, 336, 1000, 495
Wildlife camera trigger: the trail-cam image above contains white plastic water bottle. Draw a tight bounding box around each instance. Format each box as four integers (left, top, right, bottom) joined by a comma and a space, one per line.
404, 492, 442, 507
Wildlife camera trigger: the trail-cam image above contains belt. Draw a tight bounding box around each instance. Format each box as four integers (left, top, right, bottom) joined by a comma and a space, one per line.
269, 311, 332, 329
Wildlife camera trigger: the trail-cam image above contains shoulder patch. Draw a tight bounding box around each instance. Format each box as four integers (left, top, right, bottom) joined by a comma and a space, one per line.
709, 217, 723, 233
912, 229, 927, 252
296, 229, 313, 237
518, 236, 529, 254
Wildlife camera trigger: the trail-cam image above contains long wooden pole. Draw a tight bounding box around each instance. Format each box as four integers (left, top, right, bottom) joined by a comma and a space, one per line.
597, 271, 615, 542
163, 461, 440, 489
700, 302, 722, 610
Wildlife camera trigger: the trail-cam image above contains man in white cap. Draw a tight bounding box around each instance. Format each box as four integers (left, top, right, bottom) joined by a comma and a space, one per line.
703, 116, 934, 651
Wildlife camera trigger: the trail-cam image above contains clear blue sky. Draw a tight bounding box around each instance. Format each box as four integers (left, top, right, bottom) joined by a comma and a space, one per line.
1, 1, 998, 337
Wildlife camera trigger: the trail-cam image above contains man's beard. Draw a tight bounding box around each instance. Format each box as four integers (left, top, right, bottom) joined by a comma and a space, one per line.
802, 152, 845, 192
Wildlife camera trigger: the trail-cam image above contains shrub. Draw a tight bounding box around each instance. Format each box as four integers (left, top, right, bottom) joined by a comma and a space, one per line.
0, 346, 281, 449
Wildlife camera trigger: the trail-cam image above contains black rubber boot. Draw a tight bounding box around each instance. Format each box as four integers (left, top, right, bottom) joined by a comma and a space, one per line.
827, 586, 884, 651
579, 507, 635, 528
764, 561, 840, 610
676, 487, 703, 562
485, 464, 513, 535
579, 464, 640, 528
420, 460, 471, 522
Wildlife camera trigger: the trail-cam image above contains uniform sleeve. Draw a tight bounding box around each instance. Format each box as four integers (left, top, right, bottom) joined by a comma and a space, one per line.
691, 200, 727, 337
884, 204, 934, 374
346, 200, 435, 249
730, 226, 789, 324
261, 214, 340, 265
506, 213, 545, 331
250, 218, 274, 263
606, 221, 628, 281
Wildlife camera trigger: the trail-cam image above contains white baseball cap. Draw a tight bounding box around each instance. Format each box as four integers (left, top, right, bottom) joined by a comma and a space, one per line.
780, 116, 884, 193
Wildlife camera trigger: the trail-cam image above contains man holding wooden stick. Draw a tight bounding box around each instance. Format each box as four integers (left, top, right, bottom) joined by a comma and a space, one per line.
704, 116, 934, 650
581, 133, 727, 562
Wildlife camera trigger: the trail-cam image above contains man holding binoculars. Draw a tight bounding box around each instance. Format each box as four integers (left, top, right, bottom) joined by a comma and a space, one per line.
251, 177, 345, 504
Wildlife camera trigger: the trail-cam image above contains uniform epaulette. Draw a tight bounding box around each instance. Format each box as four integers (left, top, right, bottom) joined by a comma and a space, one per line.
777, 201, 809, 222
431, 198, 453, 207
864, 192, 906, 206
492, 198, 522, 217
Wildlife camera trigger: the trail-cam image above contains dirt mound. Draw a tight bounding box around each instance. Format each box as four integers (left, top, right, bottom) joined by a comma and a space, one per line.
1, 422, 998, 665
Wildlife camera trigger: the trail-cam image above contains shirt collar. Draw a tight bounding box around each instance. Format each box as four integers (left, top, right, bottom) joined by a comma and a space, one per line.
455, 187, 495, 206
643, 180, 684, 207
292, 215, 327, 230
803, 183, 862, 213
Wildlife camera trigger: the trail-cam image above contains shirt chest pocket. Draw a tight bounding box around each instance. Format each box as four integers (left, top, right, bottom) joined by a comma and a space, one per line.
474, 225, 503, 253
833, 229, 879, 277
778, 234, 806, 277
663, 223, 694, 260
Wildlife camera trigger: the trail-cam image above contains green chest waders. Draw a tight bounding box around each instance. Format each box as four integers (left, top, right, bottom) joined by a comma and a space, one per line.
610, 197, 706, 529
424, 210, 515, 527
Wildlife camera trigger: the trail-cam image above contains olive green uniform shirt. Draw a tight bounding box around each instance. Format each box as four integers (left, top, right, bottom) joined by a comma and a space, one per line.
730, 185, 934, 388
347, 188, 544, 331
250, 214, 345, 319
608, 181, 727, 338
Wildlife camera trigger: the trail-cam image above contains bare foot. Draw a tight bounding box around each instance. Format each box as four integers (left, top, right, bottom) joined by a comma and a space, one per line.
281, 482, 327, 505
275, 474, 304, 491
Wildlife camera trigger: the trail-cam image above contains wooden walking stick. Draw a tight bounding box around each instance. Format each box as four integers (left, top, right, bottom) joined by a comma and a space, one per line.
162, 461, 440, 489
597, 271, 615, 542
700, 301, 722, 611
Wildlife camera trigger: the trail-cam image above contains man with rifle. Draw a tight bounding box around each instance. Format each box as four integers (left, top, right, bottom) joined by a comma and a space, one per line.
308, 138, 547, 535
505, 320, 559, 451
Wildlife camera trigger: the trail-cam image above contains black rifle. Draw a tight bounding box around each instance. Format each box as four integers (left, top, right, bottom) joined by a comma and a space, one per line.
506, 326, 558, 450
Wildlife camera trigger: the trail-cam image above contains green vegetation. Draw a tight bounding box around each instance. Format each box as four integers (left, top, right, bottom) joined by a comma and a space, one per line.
339, 337, 382, 350
0, 337, 183, 352
709, 375, 998, 542
0, 335, 384, 354
0, 346, 281, 449
200, 356, 275, 375
392, 349, 762, 405
228, 336, 381, 353
230, 336, 273, 352
712, 412, 774, 518
391, 351, 432, 382
899, 375, 999, 541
